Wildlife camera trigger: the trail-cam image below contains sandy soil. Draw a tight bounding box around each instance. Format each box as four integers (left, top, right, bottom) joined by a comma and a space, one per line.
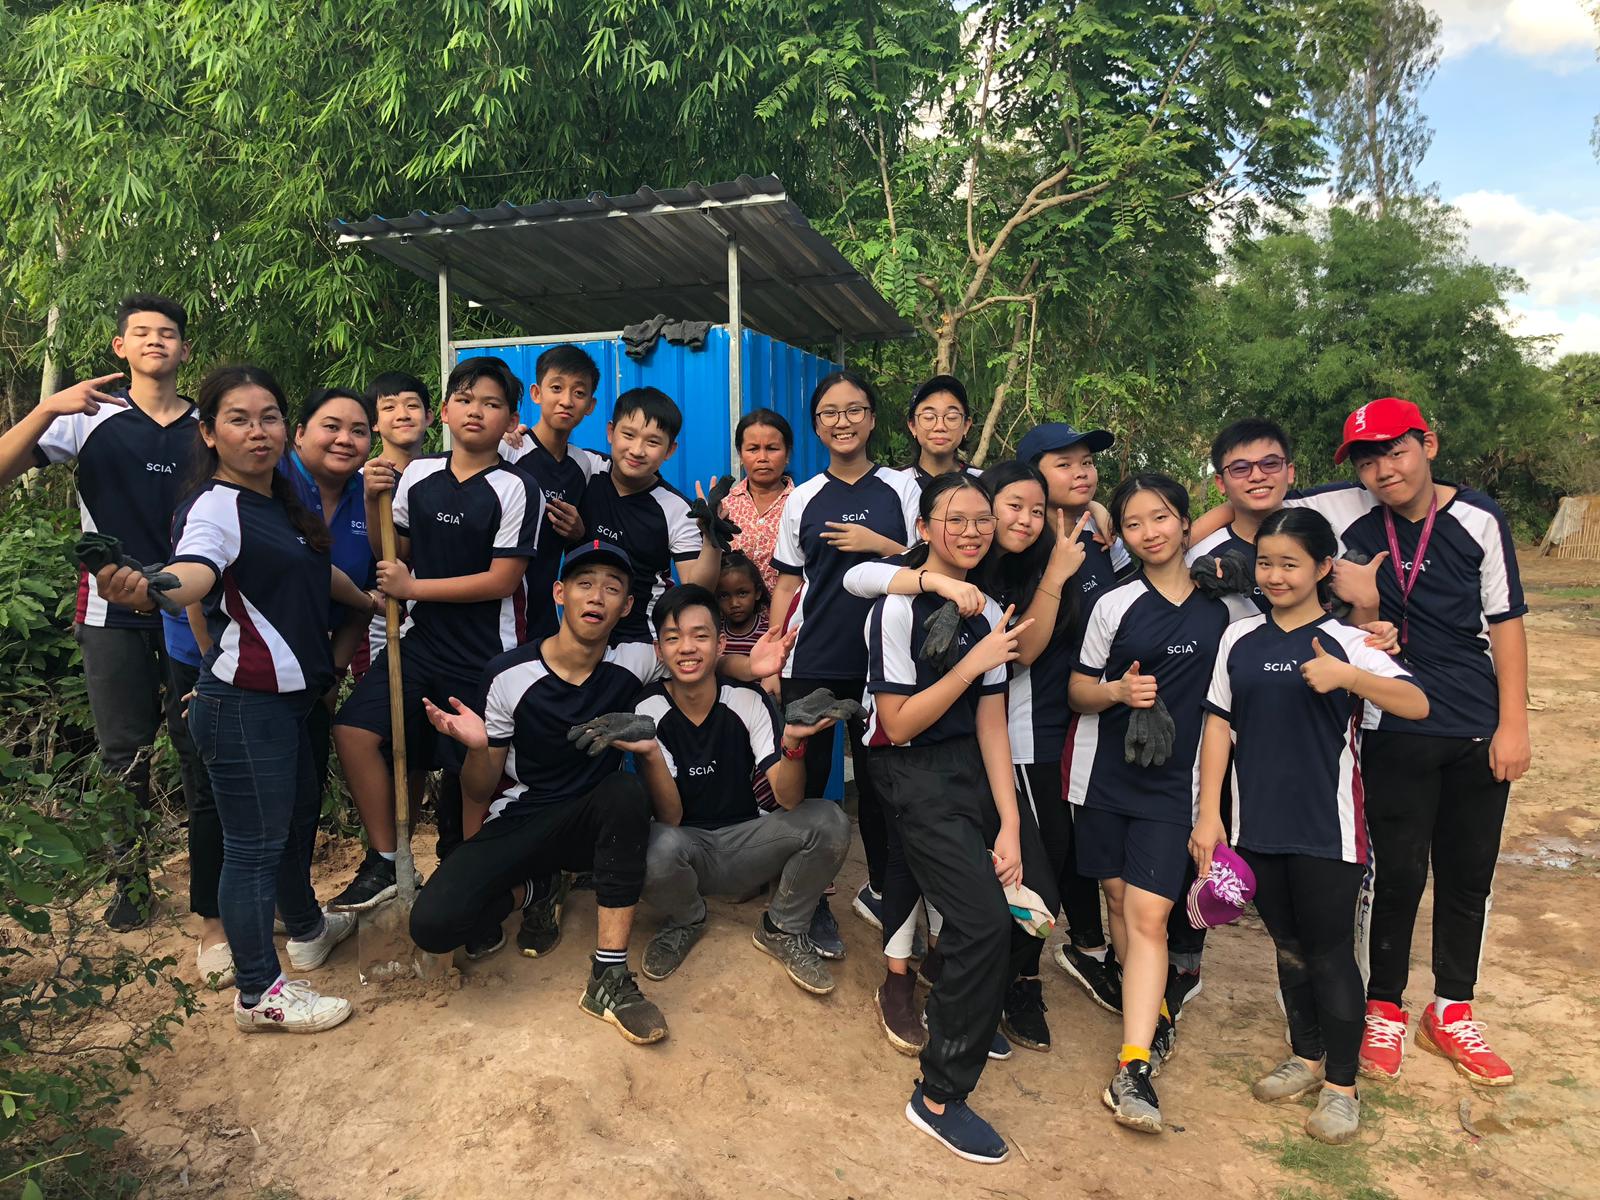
104, 554, 1600, 1199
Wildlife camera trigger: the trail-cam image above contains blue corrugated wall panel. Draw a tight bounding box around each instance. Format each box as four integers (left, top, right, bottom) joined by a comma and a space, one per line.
460, 329, 847, 798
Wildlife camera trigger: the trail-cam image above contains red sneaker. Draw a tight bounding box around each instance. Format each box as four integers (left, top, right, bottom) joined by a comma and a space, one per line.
1358, 1000, 1408, 1080
1418, 1002, 1514, 1087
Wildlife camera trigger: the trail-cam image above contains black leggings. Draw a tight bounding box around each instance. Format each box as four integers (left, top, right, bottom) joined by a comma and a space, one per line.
784, 676, 886, 892
1013, 759, 1103, 965
1361, 731, 1509, 1004
410, 774, 651, 954
1242, 848, 1366, 1087
870, 738, 1058, 1104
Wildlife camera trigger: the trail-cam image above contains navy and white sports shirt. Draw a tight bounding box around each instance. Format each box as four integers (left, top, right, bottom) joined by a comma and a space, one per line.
578, 462, 700, 645
1206, 613, 1415, 863
170, 480, 334, 695
33, 394, 197, 628
1009, 515, 1130, 765
503, 434, 602, 639
1289, 482, 1524, 739
633, 678, 785, 829
1186, 523, 1270, 623
864, 592, 1009, 748
1064, 577, 1230, 824
392, 454, 542, 674
773, 465, 922, 680
481, 640, 663, 820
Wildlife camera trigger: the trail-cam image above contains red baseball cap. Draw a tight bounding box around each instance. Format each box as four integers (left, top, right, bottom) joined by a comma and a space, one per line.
1333, 397, 1430, 464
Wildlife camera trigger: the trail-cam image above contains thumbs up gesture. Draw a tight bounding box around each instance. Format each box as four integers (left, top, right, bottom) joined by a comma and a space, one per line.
1300, 637, 1356, 695
1115, 659, 1159, 709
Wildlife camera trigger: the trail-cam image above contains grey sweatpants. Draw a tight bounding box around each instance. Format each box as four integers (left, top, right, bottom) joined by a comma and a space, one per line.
641, 799, 850, 935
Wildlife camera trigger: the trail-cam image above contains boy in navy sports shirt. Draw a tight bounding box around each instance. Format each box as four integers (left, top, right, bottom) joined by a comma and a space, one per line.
329, 357, 543, 911
359, 371, 434, 674
1292, 397, 1530, 1088
502, 344, 605, 640
0, 293, 207, 933
579, 387, 721, 645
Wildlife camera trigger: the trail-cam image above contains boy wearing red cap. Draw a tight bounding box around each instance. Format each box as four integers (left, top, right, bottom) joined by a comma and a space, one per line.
1285, 397, 1528, 1088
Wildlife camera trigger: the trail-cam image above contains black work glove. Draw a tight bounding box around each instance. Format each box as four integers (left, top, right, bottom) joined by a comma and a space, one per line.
1325, 550, 1370, 621
686, 476, 741, 554
566, 713, 657, 757
784, 687, 867, 726
1190, 553, 1256, 600
72, 533, 184, 615
918, 599, 964, 674
1123, 695, 1176, 769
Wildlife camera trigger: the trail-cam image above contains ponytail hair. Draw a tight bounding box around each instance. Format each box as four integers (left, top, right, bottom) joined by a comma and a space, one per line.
188, 364, 332, 555
901, 470, 988, 569
1257, 507, 1339, 607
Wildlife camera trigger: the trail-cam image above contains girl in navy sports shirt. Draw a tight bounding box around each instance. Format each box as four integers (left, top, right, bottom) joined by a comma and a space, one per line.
1190, 508, 1426, 1145
96, 365, 380, 1036
859, 472, 1046, 1165
1066, 473, 1229, 1134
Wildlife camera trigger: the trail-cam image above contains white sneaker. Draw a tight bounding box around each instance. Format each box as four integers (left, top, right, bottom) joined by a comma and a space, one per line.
234, 977, 353, 1034
285, 911, 357, 971
197, 940, 236, 990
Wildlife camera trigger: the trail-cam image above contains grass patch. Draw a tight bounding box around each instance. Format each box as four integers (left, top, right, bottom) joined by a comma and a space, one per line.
1249, 1134, 1397, 1200
1544, 586, 1600, 600
1359, 1086, 1422, 1116
1551, 1073, 1580, 1088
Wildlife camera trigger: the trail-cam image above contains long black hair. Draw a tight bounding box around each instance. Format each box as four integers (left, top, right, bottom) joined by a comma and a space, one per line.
735, 407, 793, 457
975, 459, 1075, 631
187, 365, 332, 554
1108, 472, 1191, 566
1257, 507, 1339, 607
901, 471, 989, 570
718, 550, 772, 614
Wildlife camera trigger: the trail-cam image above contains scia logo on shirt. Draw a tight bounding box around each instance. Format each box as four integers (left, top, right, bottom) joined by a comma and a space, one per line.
145, 462, 174, 473
435, 512, 461, 525
1167, 641, 1197, 655
838, 511, 869, 522
1263, 661, 1297, 672
686, 763, 717, 777
595, 523, 622, 541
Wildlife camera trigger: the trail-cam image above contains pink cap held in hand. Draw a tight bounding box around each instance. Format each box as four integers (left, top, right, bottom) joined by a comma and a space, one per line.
1187, 845, 1257, 930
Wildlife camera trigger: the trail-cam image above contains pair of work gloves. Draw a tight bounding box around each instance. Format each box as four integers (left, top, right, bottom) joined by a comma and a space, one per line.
686, 475, 741, 554
72, 533, 184, 615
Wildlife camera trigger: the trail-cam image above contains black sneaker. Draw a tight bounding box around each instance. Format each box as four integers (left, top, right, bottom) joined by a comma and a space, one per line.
517, 873, 568, 958
103, 876, 152, 932
325, 853, 397, 912
807, 897, 845, 961
465, 921, 507, 961
1000, 976, 1051, 1052
641, 918, 707, 981
1052, 943, 1121, 1013
1151, 1013, 1177, 1076
578, 964, 668, 1045
1166, 963, 1203, 1022
904, 1083, 1009, 1164
1103, 1059, 1162, 1133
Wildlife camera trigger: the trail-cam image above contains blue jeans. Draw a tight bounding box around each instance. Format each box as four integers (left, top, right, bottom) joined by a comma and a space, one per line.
188, 677, 322, 996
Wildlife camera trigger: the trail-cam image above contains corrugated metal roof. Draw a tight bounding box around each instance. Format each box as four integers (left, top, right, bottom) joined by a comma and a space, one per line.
332, 175, 914, 345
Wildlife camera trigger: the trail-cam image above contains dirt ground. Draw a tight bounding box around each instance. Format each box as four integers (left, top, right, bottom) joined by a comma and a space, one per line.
106, 553, 1600, 1200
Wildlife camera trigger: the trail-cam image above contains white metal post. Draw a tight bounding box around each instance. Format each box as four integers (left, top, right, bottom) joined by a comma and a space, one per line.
438, 263, 453, 450
726, 235, 743, 479
834, 332, 845, 370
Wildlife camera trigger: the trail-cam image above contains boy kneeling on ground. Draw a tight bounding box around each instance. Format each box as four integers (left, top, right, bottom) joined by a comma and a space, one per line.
633, 584, 851, 993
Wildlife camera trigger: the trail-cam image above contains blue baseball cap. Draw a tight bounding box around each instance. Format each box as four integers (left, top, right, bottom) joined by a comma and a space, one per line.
560, 539, 633, 581
1017, 422, 1114, 464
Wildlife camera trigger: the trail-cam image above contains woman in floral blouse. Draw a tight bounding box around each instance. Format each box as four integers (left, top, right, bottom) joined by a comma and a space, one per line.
720, 408, 795, 596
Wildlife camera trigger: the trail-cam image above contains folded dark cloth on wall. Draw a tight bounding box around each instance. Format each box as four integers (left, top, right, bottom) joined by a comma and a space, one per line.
622, 314, 714, 359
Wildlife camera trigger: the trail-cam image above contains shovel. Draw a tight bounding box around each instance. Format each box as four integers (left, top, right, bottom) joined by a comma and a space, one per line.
358, 491, 444, 983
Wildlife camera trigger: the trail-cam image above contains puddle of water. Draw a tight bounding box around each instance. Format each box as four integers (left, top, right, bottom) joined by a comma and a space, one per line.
1499, 837, 1600, 870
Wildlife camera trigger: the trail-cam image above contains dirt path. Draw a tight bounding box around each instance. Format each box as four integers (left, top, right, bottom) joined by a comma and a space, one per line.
112, 555, 1600, 1199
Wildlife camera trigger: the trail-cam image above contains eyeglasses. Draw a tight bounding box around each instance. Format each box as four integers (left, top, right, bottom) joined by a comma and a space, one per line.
930, 515, 997, 534
816, 405, 872, 427
914, 407, 968, 428
1221, 454, 1288, 480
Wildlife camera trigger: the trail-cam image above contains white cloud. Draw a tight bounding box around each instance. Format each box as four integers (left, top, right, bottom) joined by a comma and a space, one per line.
1430, 0, 1596, 61
1502, 303, 1600, 358
1451, 190, 1600, 309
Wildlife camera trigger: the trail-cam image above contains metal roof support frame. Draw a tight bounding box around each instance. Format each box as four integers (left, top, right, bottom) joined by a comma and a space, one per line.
437, 263, 453, 450
726, 232, 743, 478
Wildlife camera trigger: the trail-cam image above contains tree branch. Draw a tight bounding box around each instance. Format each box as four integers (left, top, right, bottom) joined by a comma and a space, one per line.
966, 8, 1004, 264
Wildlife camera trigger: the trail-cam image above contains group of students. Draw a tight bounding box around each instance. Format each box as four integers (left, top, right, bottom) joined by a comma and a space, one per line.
4, 293, 1531, 1168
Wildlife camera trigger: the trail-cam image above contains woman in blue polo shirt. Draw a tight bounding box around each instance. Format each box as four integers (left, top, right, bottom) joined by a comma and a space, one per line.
1191, 507, 1426, 1145
1066, 473, 1229, 1134
95, 364, 380, 1036
768, 370, 921, 944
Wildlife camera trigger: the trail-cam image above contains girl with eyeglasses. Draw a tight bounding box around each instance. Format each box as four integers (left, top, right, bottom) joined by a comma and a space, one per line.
767, 371, 922, 956
858, 471, 1045, 1165
903, 375, 982, 486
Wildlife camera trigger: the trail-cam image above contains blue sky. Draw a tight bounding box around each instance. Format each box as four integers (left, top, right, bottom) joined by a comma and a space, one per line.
1420, 0, 1600, 357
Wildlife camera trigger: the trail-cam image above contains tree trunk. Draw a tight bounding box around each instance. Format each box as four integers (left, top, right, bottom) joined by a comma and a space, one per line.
1364, 59, 1386, 219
